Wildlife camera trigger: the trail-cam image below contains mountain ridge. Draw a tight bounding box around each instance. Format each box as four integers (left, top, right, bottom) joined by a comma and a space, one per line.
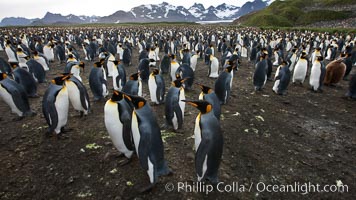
0, 1, 270, 26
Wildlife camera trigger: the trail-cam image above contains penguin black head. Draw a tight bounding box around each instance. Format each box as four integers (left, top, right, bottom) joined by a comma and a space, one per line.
10, 63, 19, 69
317, 56, 323, 61
175, 73, 182, 80
0, 72, 7, 81
111, 90, 124, 101
151, 68, 159, 75
33, 51, 39, 56
171, 78, 185, 88
51, 76, 67, 85
17, 48, 23, 52
93, 61, 102, 68
196, 83, 213, 94
68, 54, 74, 59
225, 65, 234, 73
111, 60, 119, 65
182, 100, 212, 114
123, 94, 146, 109
79, 61, 85, 69
170, 54, 176, 59
129, 72, 140, 81
301, 52, 307, 59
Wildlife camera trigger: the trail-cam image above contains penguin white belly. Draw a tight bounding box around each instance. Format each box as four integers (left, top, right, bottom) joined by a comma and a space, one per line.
293, 60, 307, 83
66, 81, 84, 112
172, 112, 178, 130
194, 113, 202, 151
274, 66, 281, 80
179, 88, 185, 120
309, 63, 321, 91
71, 67, 82, 82
107, 61, 115, 77
241, 48, 247, 58
104, 101, 133, 158
36, 58, 49, 71
148, 75, 158, 103
138, 81, 142, 97
102, 84, 108, 97
197, 155, 208, 181
325, 49, 332, 60
209, 58, 219, 78
190, 56, 197, 71
273, 80, 280, 93
289, 56, 297, 71
131, 111, 141, 154
170, 64, 179, 81
273, 53, 279, 66
0, 84, 22, 116
5, 47, 17, 63
112, 70, 119, 91
54, 87, 69, 134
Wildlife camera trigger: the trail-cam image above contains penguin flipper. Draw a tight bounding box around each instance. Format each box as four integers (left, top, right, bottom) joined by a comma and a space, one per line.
42, 92, 59, 133
195, 138, 210, 180
173, 100, 183, 129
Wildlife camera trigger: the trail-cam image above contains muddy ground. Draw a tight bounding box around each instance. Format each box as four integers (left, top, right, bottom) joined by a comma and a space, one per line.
0, 37, 355, 200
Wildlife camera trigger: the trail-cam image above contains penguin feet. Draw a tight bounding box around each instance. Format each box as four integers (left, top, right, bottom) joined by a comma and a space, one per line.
56, 133, 69, 140
61, 127, 73, 133
138, 183, 155, 193
118, 158, 132, 166
12, 116, 25, 121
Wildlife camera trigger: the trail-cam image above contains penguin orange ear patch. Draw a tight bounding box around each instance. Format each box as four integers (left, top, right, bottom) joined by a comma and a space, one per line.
206, 105, 212, 113
138, 101, 145, 108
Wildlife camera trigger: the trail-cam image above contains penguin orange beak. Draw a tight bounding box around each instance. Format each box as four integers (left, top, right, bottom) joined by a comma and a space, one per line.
123, 94, 132, 101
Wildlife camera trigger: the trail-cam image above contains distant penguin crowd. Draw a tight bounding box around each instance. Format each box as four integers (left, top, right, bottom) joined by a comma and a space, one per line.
0, 26, 355, 192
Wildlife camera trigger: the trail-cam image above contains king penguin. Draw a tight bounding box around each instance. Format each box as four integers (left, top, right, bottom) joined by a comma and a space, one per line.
293, 52, 309, 84
33, 51, 49, 71
123, 94, 172, 192
309, 56, 326, 92
12, 63, 38, 97
122, 72, 142, 96
164, 79, 186, 131
64, 61, 85, 82
190, 51, 199, 71
148, 68, 165, 105
0, 57, 12, 75
215, 65, 234, 104
62, 73, 90, 116
42, 76, 70, 136
160, 54, 170, 74
0, 72, 36, 118
209, 54, 219, 78
197, 83, 221, 120
170, 54, 180, 81
104, 90, 134, 164
111, 60, 126, 91
324, 57, 346, 86
272, 61, 291, 95
26, 59, 46, 83
138, 58, 150, 81
253, 53, 268, 91
183, 100, 223, 184
176, 63, 194, 90
5, 40, 18, 64
89, 61, 109, 101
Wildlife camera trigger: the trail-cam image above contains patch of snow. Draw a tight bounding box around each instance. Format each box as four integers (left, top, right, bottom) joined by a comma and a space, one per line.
130, 11, 136, 18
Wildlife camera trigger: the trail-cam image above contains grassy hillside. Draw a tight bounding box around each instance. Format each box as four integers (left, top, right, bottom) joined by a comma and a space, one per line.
234, 0, 355, 27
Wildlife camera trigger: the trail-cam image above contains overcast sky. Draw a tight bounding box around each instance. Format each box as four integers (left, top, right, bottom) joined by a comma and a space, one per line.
0, 0, 252, 20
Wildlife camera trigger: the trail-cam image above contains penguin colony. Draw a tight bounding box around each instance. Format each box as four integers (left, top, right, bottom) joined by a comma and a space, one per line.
0, 27, 355, 192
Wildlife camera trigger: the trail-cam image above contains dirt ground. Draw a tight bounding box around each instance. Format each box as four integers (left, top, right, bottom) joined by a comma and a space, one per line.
0, 35, 355, 200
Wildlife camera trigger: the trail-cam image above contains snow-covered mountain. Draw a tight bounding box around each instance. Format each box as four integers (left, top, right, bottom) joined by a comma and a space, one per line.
0, 1, 272, 26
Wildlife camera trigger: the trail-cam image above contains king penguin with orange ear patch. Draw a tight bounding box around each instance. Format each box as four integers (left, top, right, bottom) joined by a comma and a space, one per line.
89, 61, 108, 101
122, 72, 142, 96
0, 72, 36, 119
42, 76, 69, 136
123, 94, 172, 192
104, 90, 134, 165
164, 78, 186, 131
183, 100, 223, 184
197, 83, 221, 120
148, 68, 165, 105
62, 73, 90, 117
